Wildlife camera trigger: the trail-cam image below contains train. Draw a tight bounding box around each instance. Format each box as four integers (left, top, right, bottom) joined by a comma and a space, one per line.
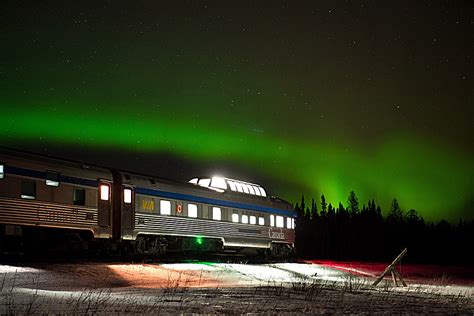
0, 148, 296, 258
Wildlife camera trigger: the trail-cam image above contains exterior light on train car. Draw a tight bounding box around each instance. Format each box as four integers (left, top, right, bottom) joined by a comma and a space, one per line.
195, 236, 203, 246
0, 164, 4, 179
123, 188, 132, 204
100, 184, 110, 201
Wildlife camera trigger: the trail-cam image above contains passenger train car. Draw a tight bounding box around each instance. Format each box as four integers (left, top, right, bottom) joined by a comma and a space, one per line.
0, 148, 295, 257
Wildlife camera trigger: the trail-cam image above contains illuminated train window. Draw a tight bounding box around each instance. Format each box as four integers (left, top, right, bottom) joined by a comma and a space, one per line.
160, 200, 171, 215
0, 164, 4, 179
250, 215, 256, 225
241, 215, 249, 224
198, 178, 211, 187
100, 184, 110, 201
212, 207, 221, 221
232, 213, 239, 223
287, 217, 292, 229
188, 204, 198, 218
270, 215, 275, 227
124, 188, 132, 204
276, 216, 284, 228
252, 186, 261, 196
21, 180, 36, 200
188, 177, 267, 197
228, 181, 237, 191
46, 171, 60, 187
210, 177, 227, 190
234, 182, 244, 192
258, 217, 265, 225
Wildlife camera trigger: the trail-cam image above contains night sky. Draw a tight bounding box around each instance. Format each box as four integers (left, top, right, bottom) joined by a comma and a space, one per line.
1, 2, 473, 221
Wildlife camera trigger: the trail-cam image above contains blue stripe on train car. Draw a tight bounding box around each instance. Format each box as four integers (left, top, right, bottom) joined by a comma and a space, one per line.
5, 166, 98, 188
135, 187, 295, 217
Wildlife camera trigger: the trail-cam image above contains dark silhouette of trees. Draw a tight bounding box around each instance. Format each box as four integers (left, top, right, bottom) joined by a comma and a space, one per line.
347, 191, 359, 217
294, 191, 474, 264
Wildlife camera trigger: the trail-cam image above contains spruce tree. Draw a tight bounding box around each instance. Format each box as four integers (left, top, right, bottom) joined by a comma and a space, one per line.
347, 190, 359, 216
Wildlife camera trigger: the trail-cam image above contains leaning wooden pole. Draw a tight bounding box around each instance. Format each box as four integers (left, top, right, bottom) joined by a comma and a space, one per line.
373, 248, 407, 287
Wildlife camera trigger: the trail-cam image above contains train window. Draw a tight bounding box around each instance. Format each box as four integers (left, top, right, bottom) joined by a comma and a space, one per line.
232, 213, 239, 223
160, 200, 171, 215
73, 188, 86, 206
287, 217, 292, 229
247, 185, 255, 195
124, 188, 132, 204
228, 181, 237, 192
258, 187, 267, 197
211, 177, 227, 190
189, 178, 198, 184
100, 184, 110, 201
252, 186, 261, 196
188, 204, 198, 218
234, 182, 243, 192
0, 164, 4, 179
250, 215, 256, 224
21, 180, 36, 200
241, 184, 249, 194
258, 217, 265, 225
241, 215, 249, 224
212, 207, 221, 221
198, 178, 211, 187
46, 171, 60, 187
270, 215, 275, 227
276, 216, 284, 228
292, 218, 295, 229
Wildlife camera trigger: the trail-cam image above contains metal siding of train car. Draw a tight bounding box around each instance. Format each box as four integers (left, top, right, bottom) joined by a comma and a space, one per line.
0, 149, 113, 239
134, 212, 273, 248
0, 197, 99, 236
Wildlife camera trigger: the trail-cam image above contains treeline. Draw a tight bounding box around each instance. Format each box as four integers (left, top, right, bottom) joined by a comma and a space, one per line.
294, 192, 474, 264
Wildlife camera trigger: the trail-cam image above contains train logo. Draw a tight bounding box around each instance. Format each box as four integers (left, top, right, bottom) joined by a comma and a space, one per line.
268, 228, 285, 240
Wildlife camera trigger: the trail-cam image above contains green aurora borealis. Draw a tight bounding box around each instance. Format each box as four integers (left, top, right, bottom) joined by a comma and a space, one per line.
1, 2, 473, 221
2, 105, 472, 221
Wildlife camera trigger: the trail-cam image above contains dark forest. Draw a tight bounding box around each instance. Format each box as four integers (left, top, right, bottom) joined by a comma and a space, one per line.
294, 192, 473, 264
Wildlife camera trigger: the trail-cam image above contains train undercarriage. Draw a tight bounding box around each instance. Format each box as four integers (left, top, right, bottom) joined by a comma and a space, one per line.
0, 225, 294, 261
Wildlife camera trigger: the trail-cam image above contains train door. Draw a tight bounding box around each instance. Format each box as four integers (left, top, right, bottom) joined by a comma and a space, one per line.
98, 180, 112, 238
121, 186, 135, 239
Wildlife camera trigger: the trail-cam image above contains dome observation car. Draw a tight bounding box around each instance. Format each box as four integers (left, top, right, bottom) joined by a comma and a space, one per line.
188, 176, 267, 197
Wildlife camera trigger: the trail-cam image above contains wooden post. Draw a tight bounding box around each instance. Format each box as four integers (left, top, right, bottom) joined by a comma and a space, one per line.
373, 248, 407, 287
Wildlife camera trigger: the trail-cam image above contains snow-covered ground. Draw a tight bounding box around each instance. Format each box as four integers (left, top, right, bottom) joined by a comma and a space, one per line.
0, 261, 472, 314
